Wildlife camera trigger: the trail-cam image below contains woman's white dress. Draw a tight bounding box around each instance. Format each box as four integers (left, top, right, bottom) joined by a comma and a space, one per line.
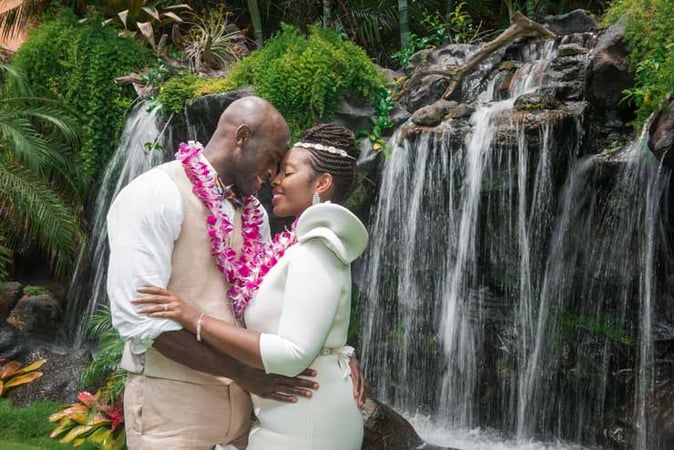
243, 202, 368, 450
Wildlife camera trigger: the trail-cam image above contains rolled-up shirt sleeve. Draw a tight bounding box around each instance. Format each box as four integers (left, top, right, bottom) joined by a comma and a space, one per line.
106, 169, 184, 354
259, 239, 344, 377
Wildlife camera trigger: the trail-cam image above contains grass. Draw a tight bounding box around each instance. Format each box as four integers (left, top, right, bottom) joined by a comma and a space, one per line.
0, 398, 97, 449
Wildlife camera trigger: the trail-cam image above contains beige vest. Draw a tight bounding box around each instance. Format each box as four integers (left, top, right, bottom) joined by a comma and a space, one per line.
120, 160, 243, 385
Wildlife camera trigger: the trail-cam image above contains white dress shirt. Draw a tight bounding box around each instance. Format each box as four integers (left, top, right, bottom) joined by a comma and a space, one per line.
106, 154, 270, 354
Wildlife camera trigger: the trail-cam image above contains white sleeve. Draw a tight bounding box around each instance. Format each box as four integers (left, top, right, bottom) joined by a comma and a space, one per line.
106, 169, 184, 354
258, 239, 344, 376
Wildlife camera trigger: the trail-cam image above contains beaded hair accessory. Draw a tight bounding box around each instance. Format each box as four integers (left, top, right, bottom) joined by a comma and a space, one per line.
293, 141, 356, 160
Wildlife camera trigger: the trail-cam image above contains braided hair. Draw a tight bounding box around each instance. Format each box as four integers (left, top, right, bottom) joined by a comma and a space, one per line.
297, 124, 359, 203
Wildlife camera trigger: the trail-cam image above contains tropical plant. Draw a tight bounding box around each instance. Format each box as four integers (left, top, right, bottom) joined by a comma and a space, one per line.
181, 6, 249, 73
0, 63, 84, 277
49, 386, 125, 449
80, 307, 126, 398
0, 357, 46, 397
11, 12, 152, 188
100, 0, 192, 52
0, 234, 11, 283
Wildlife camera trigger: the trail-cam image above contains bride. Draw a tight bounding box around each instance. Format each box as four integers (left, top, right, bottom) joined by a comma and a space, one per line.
134, 123, 367, 449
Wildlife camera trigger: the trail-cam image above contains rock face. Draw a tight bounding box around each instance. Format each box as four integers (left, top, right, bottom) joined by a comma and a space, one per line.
648, 99, 674, 168
542, 9, 597, 35
0, 281, 23, 321
362, 397, 457, 450
585, 15, 635, 148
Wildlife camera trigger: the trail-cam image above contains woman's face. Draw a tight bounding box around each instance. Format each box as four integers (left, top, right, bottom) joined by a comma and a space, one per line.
271, 148, 319, 217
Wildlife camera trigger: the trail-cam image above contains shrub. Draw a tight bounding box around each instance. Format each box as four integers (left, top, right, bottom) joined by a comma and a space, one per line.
603, 0, 674, 128
11, 11, 152, 190
159, 24, 386, 138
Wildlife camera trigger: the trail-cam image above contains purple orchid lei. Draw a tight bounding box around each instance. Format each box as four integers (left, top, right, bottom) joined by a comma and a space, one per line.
176, 141, 297, 318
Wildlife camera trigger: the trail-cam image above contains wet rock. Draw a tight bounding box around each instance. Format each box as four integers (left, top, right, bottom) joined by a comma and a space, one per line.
1, 281, 23, 321
586, 16, 634, 113
411, 100, 458, 126
0, 321, 24, 360
8, 346, 93, 406
404, 44, 479, 112
184, 87, 254, 144
514, 91, 562, 111
6, 294, 62, 334
648, 98, 674, 168
362, 397, 458, 450
333, 97, 376, 132
558, 43, 589, 57
542, 9, 597, 35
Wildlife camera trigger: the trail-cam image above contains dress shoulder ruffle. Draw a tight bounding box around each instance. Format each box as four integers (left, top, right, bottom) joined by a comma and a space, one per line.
295, 203, 368, 264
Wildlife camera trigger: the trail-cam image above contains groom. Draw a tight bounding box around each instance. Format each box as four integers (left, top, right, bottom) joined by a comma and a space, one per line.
107, 96, 320, 449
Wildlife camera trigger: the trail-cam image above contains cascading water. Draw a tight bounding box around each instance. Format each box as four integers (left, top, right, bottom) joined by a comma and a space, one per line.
359, 35, 670, 449
64, 102, 172, 346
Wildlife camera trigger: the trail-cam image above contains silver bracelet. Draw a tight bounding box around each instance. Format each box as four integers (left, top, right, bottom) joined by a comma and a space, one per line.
196, 313, 205, 342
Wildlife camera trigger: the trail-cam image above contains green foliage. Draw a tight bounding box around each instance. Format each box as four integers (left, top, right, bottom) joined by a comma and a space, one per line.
0, 398, 99, 449
392, 10, 447, 68
357, 87, 394, 152
0, 235, 11, 283
156, 72, 199, 114
603, 0, 674, 128
11, 12, 152, 189
23, 285, 49, 296
80, 306, 126, 399
0, 63, 84, 278
222, 24, 386, 138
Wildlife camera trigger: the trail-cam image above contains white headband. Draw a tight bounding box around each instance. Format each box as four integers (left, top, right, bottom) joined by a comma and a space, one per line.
293, 141, 356, 160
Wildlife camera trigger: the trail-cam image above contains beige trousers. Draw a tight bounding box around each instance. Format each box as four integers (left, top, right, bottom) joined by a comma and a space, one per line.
124, 373, 252, 450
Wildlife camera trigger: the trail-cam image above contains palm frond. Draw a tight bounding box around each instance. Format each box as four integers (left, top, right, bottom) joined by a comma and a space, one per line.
0, 235, 11, 282
0, 158, 83, 277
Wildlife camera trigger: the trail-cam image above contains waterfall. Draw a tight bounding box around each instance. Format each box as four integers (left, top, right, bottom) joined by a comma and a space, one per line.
359, 36, 670, 449
64, 102, 172, 346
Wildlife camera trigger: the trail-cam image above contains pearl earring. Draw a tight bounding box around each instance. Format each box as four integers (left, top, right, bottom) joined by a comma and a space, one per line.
312, 192, 320, 205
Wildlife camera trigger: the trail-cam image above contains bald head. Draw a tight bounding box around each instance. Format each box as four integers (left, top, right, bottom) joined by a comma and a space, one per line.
203, 96, 291, 195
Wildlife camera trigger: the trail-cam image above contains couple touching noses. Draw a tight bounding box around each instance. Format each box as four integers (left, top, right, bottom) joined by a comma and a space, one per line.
107, 95, 368, 450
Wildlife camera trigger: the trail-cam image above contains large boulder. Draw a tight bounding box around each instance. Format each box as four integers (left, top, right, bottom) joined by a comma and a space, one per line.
362, 397, 457, 450
1, 281, 23, 321
542, 9, 597, 35
6, 293, 62, 334
648, 98, 674, 168
585, 16, 634, 117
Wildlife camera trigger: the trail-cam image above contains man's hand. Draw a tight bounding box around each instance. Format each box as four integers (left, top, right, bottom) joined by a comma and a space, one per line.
349, 354, 367, 409
236, 366, 319, 403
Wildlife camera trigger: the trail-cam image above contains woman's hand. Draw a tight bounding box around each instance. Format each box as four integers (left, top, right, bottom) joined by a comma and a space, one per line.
132, 286, 201, 332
